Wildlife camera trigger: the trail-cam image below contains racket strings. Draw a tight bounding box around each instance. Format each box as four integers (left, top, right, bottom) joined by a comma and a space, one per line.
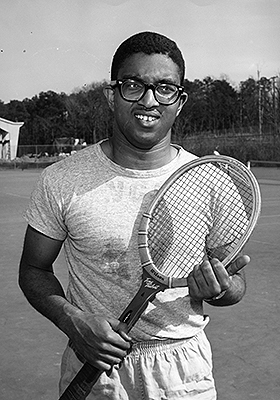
147, 162, 255, 279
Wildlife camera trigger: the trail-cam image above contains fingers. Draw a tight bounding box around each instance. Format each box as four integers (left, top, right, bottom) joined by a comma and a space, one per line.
70, 314, 132, 371
91, 340, 130, 371
187, 254, 250, 302
89, 321, 131, 370
187, 259, 230, 301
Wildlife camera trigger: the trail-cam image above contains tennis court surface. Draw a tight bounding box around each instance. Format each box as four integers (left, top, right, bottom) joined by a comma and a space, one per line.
0, 165, 279, 399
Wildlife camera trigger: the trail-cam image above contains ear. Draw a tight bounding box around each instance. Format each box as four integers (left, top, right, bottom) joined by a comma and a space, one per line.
103, 85, 115, 111
176, 92, 188, 116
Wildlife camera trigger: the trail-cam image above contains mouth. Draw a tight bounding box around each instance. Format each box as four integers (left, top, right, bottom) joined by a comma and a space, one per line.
135, 114, 159, 123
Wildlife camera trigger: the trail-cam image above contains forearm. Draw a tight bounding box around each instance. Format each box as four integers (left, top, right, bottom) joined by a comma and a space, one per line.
19, 261, 80, 337
19, 261, 131, 370
204, 270, 246, 307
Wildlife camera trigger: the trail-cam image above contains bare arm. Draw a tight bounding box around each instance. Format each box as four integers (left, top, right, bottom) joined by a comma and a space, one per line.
19, 225, 131, 370
19, 225, 69, 325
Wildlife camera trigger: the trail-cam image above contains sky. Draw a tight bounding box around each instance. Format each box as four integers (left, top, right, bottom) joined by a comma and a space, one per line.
0, 0, 279, 103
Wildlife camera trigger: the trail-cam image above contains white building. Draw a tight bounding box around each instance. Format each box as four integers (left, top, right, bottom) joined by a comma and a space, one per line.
0, 117, 24, 160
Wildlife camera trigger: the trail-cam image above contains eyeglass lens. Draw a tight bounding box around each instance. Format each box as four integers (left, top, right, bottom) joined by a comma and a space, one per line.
120, 80, 180, 104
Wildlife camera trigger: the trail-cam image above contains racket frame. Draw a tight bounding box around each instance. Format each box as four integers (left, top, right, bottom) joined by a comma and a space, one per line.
138, 155, 261, 279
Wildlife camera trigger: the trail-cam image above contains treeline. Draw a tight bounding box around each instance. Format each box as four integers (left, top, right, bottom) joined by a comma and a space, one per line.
0, 82, 113, 146
0, 75, 279, 159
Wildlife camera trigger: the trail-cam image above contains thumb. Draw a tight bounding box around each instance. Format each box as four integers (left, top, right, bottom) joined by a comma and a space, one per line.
227, 254, 250, 275
118, 322, 132, 342
109, 319, 132, 341
116, 321, 132, 342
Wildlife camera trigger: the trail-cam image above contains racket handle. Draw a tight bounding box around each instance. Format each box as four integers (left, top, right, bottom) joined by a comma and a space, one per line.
59, 362, 101, 400
59, 270, 166, 399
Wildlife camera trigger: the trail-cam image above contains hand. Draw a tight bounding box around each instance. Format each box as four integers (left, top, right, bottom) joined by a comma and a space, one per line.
187, 255, 250, 302
68, 311, 132, 371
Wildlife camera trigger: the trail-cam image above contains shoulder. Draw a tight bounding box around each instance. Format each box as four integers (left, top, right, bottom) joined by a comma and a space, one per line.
172, 144, 198, 165
41, 143, 101, 183
37, 141, 115, 200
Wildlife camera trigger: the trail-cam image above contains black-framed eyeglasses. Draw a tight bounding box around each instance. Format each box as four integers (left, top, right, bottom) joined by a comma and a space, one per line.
110, 78, 185, 105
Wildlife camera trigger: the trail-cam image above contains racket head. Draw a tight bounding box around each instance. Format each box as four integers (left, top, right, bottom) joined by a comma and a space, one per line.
138, 155, 261, 288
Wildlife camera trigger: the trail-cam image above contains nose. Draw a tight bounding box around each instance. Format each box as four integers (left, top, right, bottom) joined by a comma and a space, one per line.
138, 88, 159, 108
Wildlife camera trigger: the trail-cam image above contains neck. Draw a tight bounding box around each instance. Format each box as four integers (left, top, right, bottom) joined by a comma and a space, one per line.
101, 136, 178, 170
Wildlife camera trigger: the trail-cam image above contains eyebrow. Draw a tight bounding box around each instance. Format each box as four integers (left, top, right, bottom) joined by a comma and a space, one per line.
119, 75, 179, 85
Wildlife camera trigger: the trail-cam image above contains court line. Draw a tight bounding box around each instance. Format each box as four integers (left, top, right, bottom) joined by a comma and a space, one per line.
1, 192, 30, 199
257, 223, 280, 227
259, 180, 280, 186
259, 214, 280, 219
263, 199, 280, 203
250, 239, 280, 247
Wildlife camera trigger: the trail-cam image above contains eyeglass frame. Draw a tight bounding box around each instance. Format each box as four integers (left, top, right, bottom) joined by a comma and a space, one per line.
109, 78, 186, 106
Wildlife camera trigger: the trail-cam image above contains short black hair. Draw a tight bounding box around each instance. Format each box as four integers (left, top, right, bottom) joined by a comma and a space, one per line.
111, 31, 185, 84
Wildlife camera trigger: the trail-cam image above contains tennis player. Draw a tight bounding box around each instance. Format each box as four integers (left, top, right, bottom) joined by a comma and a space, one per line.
19, 31, 249, 399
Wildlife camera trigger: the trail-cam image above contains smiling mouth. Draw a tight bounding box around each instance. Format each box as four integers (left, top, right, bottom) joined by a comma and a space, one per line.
135, 114, 158, 122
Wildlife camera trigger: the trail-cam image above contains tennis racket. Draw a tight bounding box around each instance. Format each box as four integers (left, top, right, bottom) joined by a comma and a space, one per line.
59, 155, 261, 400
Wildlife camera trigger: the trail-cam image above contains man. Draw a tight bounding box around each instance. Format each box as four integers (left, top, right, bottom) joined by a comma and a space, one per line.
19, 31, 249, 399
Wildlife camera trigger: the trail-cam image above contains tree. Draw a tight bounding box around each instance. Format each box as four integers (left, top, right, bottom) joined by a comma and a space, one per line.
0, 100, 7, 118
64, 82, 113, 144
238, 78, 258, 129
173, 77, 239, 143
25, 91, 67, 144
1, 73, 278, 152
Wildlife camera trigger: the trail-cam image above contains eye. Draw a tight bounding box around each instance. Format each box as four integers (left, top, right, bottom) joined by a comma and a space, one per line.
158, 84, 177, 95
124, 80, 143, 91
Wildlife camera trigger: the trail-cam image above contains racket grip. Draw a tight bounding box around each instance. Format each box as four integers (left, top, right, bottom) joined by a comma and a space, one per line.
59, 271, 165, 399
59, 362, 101, 400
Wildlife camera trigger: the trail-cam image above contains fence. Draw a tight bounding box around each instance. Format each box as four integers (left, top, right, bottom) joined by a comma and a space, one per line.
16, 143, 80, 157
1, 131, 280, 170
177, 132, 280, 162
0, 144, 81, 170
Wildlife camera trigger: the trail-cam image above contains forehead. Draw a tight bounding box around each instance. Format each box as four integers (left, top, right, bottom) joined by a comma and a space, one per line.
117, 53, 181, 84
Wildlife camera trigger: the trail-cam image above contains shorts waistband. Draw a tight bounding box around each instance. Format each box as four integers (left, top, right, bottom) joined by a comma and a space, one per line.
130, 337, 195, 355
69, 333, 202, 359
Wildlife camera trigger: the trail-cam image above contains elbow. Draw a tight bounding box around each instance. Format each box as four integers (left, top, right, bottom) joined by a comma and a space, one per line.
18, 257, 28, 294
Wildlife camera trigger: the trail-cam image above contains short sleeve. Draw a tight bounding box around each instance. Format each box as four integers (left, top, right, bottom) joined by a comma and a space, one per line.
23, 168, 68, 241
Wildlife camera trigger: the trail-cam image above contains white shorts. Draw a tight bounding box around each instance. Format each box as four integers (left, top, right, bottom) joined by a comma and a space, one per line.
59, 330, 216, 400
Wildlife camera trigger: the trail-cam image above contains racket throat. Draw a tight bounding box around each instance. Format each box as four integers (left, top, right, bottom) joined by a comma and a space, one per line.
119, 270, 166, 331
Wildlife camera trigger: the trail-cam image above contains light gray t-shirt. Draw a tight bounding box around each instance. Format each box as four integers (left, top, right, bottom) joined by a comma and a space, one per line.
24, 141, 212, 341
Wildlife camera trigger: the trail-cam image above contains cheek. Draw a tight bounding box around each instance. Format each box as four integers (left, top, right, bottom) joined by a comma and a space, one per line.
162, 108, 179, 127
114, 104, 134, 132
114, 95, 132, 118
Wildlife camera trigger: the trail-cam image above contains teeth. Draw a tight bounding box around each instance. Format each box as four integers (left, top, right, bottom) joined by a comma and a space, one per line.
135, 114, 156, 122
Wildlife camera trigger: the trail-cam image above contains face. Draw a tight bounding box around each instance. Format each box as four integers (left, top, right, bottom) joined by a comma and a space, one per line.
105, 52, 187, 150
